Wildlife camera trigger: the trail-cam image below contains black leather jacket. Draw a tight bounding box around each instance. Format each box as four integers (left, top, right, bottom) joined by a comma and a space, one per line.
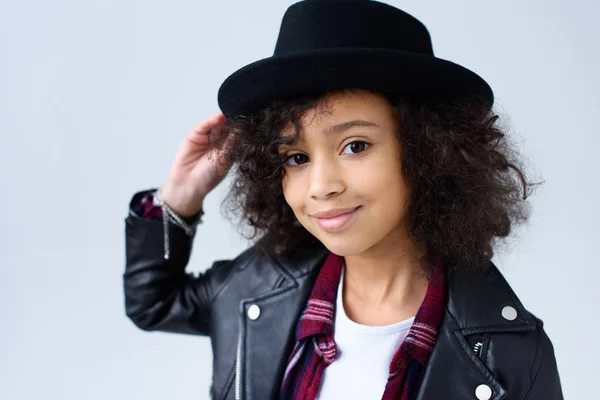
124, 189, 563, 400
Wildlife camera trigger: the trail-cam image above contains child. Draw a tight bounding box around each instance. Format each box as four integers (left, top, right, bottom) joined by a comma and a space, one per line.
124, 1, 563, 399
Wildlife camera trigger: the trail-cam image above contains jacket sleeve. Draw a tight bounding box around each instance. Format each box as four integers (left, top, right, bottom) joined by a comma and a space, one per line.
123, 189, 232, 336
524, 326, 564, 400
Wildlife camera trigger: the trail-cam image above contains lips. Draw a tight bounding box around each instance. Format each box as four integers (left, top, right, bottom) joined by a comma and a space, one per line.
313, 206, 360, 232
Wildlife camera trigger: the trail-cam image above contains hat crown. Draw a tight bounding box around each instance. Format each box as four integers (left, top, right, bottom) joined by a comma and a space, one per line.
218, 0, 494, 119
274, 0, 433, 57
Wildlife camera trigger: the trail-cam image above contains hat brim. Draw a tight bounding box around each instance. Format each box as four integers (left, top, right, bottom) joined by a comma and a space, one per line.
217, 48, 493, 119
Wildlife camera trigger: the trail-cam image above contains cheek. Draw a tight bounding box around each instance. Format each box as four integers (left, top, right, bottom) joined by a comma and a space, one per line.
357, 155, 403, 195
360, 156, 409, 211
282, 175, 302, 212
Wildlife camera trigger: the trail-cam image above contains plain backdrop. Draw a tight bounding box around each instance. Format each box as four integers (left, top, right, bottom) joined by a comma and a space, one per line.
1, 0, 598, 399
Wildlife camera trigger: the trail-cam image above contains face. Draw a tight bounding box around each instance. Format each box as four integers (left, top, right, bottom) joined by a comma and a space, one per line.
279, 89, 415, 257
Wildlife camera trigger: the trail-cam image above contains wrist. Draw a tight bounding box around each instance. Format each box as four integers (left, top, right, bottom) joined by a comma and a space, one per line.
158, 186, 205, 218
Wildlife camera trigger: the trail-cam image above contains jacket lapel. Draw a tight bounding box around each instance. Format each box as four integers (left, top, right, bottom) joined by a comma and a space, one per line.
241, 242, 329, 400
415, 312, 507, 400
416, 260, 537, 400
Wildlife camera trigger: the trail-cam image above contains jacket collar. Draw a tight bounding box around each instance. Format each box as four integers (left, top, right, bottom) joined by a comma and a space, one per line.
444, 258, 536, 335
241, 241, 536, 399
275, 241, 537, 335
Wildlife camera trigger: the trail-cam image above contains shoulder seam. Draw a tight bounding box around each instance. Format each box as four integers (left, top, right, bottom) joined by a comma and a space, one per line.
523, 320, 545, 400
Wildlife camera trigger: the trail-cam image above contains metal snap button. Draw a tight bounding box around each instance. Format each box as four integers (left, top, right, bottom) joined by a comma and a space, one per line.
501, 305, 518, 321
247, 304, 261, 320
475, 384, 492, 400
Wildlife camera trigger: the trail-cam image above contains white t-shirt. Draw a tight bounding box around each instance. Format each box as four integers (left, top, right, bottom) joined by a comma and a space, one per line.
316, 268, 415, 399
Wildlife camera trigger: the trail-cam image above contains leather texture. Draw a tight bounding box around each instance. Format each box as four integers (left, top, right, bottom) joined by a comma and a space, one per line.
124, 189, 564, 400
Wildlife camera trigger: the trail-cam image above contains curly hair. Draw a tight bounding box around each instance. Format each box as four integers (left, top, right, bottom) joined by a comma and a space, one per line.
208, 89, 543, 273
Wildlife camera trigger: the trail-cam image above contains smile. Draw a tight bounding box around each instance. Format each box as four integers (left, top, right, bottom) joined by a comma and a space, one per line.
314, 206, 361, 232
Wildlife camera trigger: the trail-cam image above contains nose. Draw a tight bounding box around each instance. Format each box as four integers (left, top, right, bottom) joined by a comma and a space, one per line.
307, 155, 345, 200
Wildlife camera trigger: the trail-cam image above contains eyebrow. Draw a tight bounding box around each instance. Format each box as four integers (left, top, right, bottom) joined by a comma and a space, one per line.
323, 119, 380, 136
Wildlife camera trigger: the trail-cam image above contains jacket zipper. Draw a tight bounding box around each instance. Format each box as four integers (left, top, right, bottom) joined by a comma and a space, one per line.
235, 322, 244, 400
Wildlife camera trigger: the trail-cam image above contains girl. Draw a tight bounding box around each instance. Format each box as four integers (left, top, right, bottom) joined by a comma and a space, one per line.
124, 1, 563, 399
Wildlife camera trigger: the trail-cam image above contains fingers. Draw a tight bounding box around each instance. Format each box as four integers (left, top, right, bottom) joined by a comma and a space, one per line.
184, 112, 228, 147
190, 112, 227, 135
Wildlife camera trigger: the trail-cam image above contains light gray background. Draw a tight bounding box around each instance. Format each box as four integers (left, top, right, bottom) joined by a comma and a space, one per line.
1, 0, 597, 399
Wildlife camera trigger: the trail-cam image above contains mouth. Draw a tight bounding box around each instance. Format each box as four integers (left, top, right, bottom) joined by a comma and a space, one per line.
313, 206, 361, 232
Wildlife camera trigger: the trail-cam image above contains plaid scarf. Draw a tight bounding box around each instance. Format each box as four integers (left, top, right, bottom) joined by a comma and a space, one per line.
280, 251, 445, 400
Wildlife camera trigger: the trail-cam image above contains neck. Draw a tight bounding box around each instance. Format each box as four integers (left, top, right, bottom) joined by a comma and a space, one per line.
341, 228, 429, 325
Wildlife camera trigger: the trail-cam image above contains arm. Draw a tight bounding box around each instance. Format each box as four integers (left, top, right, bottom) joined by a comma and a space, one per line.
123, 189, 229, 336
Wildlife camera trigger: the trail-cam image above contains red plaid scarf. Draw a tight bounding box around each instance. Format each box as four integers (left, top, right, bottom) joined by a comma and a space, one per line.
280, 251, 445, 400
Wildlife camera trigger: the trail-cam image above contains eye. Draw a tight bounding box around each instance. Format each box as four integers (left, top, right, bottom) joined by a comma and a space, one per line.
283, 153, 309, 167
282, 141, 370, 167
342, 141, 369, 155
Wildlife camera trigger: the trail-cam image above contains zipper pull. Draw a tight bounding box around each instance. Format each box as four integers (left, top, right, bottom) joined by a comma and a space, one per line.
473, 341, 483, 358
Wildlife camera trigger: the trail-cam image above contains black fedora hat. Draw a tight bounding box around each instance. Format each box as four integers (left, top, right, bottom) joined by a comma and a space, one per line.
217, 0, 493, 119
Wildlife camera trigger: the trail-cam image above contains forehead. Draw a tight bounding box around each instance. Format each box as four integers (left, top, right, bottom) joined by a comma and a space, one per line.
279, 90, 393, 138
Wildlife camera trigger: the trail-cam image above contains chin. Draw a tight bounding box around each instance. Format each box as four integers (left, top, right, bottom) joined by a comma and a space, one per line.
314, 234, 372, 257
